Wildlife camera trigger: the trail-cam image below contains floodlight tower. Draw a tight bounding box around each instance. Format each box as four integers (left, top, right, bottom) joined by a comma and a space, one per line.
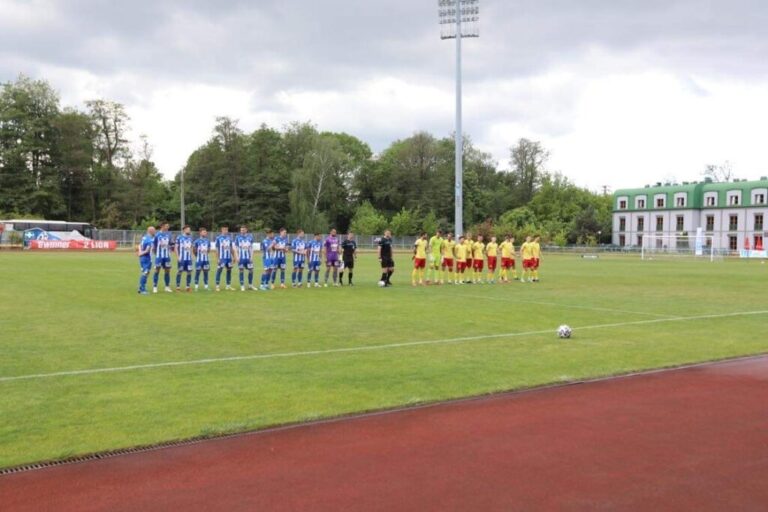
439, 0, 479, 237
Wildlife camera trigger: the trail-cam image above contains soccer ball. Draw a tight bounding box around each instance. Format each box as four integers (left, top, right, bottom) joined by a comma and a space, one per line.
557, 325, 572, 339
378, 280, 386, 287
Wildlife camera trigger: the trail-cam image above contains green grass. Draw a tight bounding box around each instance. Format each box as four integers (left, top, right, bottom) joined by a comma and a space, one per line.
1, 251, 767, 468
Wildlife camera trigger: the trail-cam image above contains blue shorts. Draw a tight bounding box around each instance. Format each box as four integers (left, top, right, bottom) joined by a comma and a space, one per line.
275, 255, 287, 269
262, 258, 274, 270
178, 260, 193, 272
196, 261, 210, 271
155, 257, 172, 269
308, 261, 321, 271
140, 258, 152, 273
218, 258, 232, 269
238, 259, 254, 270
293, 259, 305, 269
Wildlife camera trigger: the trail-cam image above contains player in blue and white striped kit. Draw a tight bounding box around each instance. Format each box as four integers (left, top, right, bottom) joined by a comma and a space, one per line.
290, 229, 307, 287
152, 222, 173, 293
235, 226, 256, 291
260, 229, 276, 291
193, 227, 211, 291
175, 225, 194, 292
307, 233, 323, 288
137, 226, 155, 294
271, 228, 289, 288
214, 226, 234, 291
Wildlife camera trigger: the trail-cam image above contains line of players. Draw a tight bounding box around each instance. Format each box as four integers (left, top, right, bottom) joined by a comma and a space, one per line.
410, 230, 542, 286
136, 223, 541, 294
137, 223, 358, 294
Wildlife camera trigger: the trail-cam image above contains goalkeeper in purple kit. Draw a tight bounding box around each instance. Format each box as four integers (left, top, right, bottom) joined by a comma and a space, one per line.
324, 228, 341, 287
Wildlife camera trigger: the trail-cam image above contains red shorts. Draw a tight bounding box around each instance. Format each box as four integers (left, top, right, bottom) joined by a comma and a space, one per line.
442, 258, 454, 269
472, 259, 484, 271
487, 256, 497, 271
457, 261, 467, 272
413, 258, 426, 269
501, 257, 515, 269
523, 258, 535, 269
533, 258, 540, 270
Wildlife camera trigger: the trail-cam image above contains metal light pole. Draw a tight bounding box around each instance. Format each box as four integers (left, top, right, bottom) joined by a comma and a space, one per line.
439, 0, 479, 237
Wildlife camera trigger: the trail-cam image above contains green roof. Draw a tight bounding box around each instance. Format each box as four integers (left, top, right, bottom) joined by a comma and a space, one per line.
613, 179, 768, 211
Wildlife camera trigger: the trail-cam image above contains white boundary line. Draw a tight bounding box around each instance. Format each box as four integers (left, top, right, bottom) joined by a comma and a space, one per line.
458, 293, 679, 319
2, 310, 767, 384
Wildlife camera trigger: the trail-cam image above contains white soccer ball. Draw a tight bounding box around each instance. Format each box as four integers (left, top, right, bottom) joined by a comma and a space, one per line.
378, 280, 386, 287
557, 325, 573, 339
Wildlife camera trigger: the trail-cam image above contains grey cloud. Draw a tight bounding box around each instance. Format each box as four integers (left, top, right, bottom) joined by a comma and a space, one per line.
4, 0, 768, 95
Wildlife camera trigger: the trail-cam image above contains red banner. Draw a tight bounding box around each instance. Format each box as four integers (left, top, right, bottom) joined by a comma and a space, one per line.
28, 240, 117, 251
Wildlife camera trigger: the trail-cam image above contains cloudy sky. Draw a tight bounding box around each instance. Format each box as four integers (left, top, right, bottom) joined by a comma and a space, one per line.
2, 0, 768, 190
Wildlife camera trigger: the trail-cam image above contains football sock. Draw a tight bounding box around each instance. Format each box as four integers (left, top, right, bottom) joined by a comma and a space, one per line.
139, 273, 148, 291
186, 273, 191, 287
381, 271, 388, 282
164, 272, 170, 287
248, 271, 253, 285
239, 271, 245, 286
348, 271, 353, 284
387, 269, 394, 283
412, 269, 417, 283
153, 270, 160, 287
225, 269, 231, 285
215, 268, 222, 285
195, 269, 201, 285
291, 270, 296, 284
280, 269, 285, 284
176, 273, 182, 287
203, 271, 209, 286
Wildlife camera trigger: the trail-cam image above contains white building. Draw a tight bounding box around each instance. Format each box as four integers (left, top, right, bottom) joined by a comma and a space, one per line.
612, 178, 768, 252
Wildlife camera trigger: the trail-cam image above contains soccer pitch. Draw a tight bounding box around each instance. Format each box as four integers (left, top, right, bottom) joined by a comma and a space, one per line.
1, 251, 767, 468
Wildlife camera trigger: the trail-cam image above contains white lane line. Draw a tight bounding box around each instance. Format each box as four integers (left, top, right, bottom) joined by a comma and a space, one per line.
458, 293, 679, 319
2, 310, 766, 383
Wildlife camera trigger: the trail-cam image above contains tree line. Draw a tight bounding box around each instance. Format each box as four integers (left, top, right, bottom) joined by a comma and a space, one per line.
0, 74, 612, 243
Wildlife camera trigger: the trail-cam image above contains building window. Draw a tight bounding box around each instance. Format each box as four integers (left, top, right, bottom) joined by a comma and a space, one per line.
619, 235, 626, 247
619, 217, 626, 232
705, 215, 715, 231
705, 195, 717, 207
676, 196, 686, 207
756, 214, 764, 231
676, 216, 684, 231
656, 197, 665, 208
637, 217, 644, 231
728, 194, 740, 206
729, 214, 738, 231
754, 193, 766, 205
755, 235, 764, 250
656, 216, 664, 232
729, 236, 738, 251
619, 200, 627, 209
637, 235, 643, 246
637, 199, 646, 209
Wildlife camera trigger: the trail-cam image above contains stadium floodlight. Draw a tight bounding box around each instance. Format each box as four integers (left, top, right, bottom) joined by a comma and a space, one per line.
438, 0, 479, 237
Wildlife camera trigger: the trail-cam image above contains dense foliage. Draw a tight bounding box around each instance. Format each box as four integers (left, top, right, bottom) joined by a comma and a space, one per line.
0, 75, 611, 242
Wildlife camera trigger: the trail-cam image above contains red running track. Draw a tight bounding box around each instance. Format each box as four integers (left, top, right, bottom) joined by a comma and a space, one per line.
2, 356, 768, 511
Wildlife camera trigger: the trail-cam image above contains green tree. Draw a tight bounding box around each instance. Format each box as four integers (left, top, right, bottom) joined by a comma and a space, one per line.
0, 75, 62, 216
350, 201, 387, 235
390, 207, 418, 236
509, 138, 548, 207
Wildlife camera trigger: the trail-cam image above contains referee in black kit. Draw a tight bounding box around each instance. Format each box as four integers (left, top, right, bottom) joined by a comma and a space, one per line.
339, 232, 357, 286
378, 229, 394, 287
